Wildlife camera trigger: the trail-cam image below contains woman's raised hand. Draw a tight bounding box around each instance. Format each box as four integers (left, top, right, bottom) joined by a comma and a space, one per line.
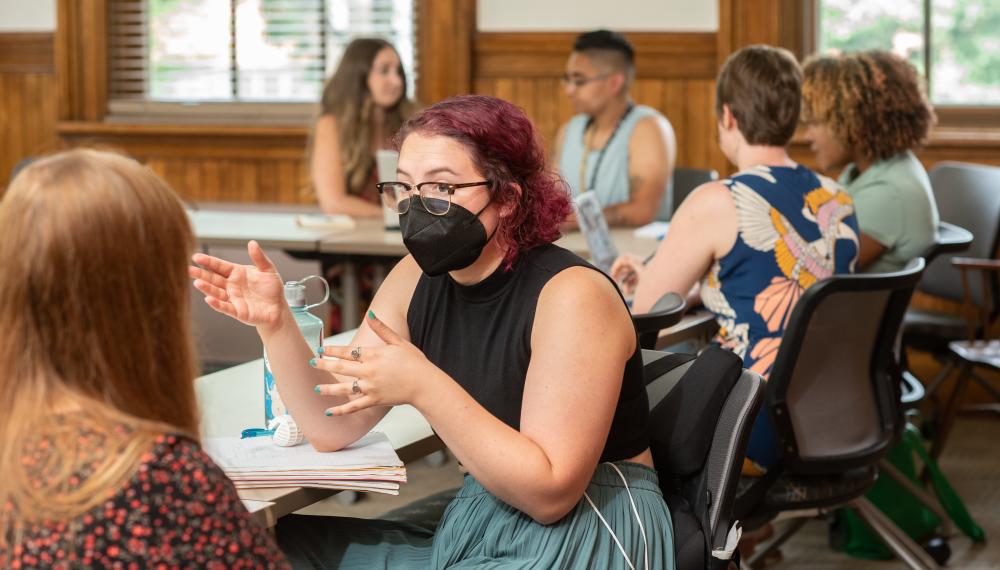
189, 240, 287, 333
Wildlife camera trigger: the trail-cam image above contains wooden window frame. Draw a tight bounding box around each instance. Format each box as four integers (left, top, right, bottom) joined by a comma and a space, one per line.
804, 0, 1000, 130
56, 0, 475, 136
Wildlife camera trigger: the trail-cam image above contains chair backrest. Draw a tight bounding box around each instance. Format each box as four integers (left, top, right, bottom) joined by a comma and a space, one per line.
672, 167, 719, 215
704, 369, 764, 552
632, 292, 686, 350
923, 162, 1000, 311
919, 221, 973, 265
766, 259, 925, 475
643, 350, 763, 568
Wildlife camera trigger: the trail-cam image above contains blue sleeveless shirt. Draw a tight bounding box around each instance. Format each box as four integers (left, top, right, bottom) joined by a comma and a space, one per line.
702, 165, 860, 468
559, 105, 674, 220
702, 165, 860, 378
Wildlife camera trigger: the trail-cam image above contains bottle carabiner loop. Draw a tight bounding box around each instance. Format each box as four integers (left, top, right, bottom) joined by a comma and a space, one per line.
289, 274, 330, 310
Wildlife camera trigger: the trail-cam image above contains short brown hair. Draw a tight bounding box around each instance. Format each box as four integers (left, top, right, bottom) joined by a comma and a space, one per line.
716, 45, 802, 146
802, 50, 935, 162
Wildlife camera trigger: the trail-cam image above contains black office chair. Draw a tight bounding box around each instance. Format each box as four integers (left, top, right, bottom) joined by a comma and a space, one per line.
644, 348, 764, 570
632, 292, 687, 350
672, 167, 720, 215
734, 260, 937, 570
903, 163, 1000, 407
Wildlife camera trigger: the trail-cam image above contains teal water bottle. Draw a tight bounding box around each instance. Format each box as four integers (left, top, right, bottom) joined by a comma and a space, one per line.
264, 275, 329, 427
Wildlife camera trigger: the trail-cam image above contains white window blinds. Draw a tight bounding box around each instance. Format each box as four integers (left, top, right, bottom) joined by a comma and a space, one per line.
108, 0, 415, 107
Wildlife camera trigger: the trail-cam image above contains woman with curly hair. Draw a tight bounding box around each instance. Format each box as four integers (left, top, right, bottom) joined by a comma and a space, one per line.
802, 50, 939, 273
192, 95, 675, 569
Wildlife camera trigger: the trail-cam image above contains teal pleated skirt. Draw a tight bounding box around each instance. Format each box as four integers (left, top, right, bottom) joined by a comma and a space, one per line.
276, 461, 675, 569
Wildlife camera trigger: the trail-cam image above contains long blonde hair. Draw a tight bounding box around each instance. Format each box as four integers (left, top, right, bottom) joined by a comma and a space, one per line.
311, 38, 414, 196
0, 149, 199, 545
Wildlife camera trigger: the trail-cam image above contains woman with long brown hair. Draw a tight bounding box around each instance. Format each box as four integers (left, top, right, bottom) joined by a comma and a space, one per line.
311, 37, 415, 216
0, 149, 286, 568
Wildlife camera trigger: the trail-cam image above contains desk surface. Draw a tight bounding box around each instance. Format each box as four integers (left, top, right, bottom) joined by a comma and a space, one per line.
195, 330, 441, 526
190, 208, 662, 261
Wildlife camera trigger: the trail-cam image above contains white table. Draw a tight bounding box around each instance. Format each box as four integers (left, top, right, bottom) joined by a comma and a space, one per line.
195, 330, 442, 527
188, 209, 337, 251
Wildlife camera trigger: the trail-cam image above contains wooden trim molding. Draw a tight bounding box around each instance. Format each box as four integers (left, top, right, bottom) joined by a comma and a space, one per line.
0, 33, 55, 74
56, 0, 109, 121
416, 0, 476, 104
57, 121, 309, 160
474, 32, 717, 80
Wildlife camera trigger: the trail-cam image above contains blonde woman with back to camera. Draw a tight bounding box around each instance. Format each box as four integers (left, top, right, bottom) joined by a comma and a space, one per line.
0, 149, 288, 569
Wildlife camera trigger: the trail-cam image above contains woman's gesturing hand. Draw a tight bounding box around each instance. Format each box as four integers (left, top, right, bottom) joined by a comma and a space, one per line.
312, 311, 445, 415
189, 240, 287, 334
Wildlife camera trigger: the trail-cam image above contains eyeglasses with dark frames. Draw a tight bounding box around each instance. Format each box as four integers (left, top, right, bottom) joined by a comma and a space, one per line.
376, 181, 491, 216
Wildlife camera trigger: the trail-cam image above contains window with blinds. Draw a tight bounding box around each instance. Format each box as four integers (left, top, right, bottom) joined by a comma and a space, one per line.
108, 0, 415, 115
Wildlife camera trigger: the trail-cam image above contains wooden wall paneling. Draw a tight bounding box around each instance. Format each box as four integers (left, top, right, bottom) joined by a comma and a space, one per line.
0, 33, 54, 73
684, 80, 714, 171
202, 160, 222, 202
662, 80, 690, 168
472, 32, 720, 173
533, 78, 562, 156
0, 32, 59, 191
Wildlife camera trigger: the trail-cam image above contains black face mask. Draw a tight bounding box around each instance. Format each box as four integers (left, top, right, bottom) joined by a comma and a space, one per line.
400, 197, 493, 277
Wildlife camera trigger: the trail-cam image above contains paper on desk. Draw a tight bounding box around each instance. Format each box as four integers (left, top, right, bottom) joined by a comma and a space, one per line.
204, 431, 403, 471
241, 499, 275, 513
633, 221, 670, 240
294, 213, 356, 232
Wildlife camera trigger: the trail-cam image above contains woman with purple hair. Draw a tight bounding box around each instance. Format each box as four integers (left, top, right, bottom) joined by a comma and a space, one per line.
191, 95, 675, 569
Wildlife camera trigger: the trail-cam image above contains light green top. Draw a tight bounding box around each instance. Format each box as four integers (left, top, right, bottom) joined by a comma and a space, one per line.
839, 150, 939, 274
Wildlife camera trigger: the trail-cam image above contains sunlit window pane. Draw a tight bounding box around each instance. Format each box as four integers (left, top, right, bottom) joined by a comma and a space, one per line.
235, 0, 326, 101
931, 0, 1000, 105
149, 0, 233, 101
133, 0, 414, 104
817, 0, 926, 73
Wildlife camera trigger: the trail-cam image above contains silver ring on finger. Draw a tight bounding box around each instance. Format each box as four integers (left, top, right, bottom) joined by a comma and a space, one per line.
351, 379, 362, 395
350, 346, 362, 361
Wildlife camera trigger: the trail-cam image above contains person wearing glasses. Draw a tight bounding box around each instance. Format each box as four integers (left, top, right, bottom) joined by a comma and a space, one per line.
191, 95, 676, 569
555, 29, 677, 226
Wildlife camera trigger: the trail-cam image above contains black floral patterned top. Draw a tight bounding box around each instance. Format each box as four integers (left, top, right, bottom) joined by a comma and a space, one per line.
3, 432, 289, 569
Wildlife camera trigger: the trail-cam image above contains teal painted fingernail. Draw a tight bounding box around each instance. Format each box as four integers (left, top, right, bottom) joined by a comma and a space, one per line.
317, 346, 325, 356
368, 310, 377, 320
324, 410, 333, 416
308, 358, 317, 366
314, 386, 321, 393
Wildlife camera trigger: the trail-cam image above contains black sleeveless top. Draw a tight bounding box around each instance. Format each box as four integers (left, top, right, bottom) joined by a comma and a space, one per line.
407, 244, 649, 462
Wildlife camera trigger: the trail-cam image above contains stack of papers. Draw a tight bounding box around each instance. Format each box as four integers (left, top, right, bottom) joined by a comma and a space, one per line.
204, 431, 406, 495
294, 213, 356, 232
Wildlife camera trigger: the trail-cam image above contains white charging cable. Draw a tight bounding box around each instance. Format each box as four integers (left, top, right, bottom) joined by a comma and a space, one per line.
583, 462, 649, 570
